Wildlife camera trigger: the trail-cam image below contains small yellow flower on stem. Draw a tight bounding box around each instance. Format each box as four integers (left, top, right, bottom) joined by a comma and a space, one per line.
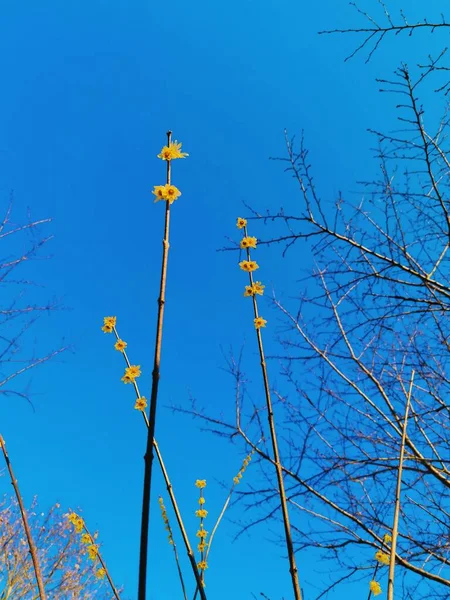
375, 550, 389, 565
254, 316, 267, 329
236, 217, 247, 229
384, 533, 392, 544
114, 339, 127, 352
197, 541, 207, 552
103, 316, 116, 327
244, 282, 265, 297
369, 581, 382, 596
96, 568, 106, 580
81, 533, 91, 545
67, 512, 78, 525
135, 397, 148, 411
240, 236, 257, 249
74, 518, 84, 533
195, 480, 207, 489
153, 184, 182, 204
233, 476, 240, 485
125, 365, 141, 379
239, 260, 259, 273
195, 509, 208, 518
198, 497, 205, 505
87, 544, 98, 561
157, 141, 188, 160
196, 528, 208, 539
121, 374, 134, 384
197, 561, 208, 571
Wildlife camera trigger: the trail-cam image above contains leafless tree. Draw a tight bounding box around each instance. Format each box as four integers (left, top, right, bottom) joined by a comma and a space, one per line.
178, 8, 450, 599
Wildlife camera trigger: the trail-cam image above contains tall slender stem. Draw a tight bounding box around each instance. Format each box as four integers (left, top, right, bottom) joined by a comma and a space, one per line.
138, 131, 172, 600
82, 522, 121, 600
114, 325, 207, 600
0, 435, 47, 600
387, 370, 415, 600
243, 226, 302, 600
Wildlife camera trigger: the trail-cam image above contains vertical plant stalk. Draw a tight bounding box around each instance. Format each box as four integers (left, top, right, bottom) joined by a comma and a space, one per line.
0, 435, 47, 600
113, 329, 207, 600
387, 370, 415, 600
242, 225, 303, 600
158, 497, 188, 600
138, 130, 172, 600
82, 522, 121, 600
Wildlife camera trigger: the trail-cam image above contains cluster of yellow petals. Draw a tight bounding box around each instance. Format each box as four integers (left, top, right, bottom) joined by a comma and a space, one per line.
114, 339, 127, 352
244, 281, 265, 297
384, 533, 392, 544
195, 479, 207, 489
254, 316, 267, 330
96, 568, 106, 580
375, 550, 389, 565
134, 397, 147, 411
197, 560, 208, 570
236, 217, 247, 229
157, 141, 188, 161
233, 451, 253, 485
152, 184, 182, 204
87, 544, 98, 561
121, 365, 141, 384
369, 580, 382, 596
240, 236, 257, 249
239, 260, 259, 273
158, 497, 175, 545
67, 512, 84, 533
102, 316, 116, 334
196, 528, 208, 539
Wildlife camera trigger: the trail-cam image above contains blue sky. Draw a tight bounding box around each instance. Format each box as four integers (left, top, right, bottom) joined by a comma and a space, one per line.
0, 1, 446, 598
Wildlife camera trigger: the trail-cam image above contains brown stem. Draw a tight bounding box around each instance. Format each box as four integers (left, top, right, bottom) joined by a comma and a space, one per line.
114, 328, 207, 600
0, 435, 47, 600
138, 130, 172, 600
387, 371, 415, 600
82, 522, 121, 600
243, 227, 303, 600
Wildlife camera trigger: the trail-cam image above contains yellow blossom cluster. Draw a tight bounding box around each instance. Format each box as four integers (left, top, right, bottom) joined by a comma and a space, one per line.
152, 184, 182, 204
121, 364, 141, 384
384, 533, 392, 544
158, 497, 175, 546
152, 139, 187, 204
233, 451, 253, 485
67, 513, 105, 581
374, 550, 389, 565
114, 339, 127, 352
157, 141, 189, 161
369, 580, 382, 596
101, 316, 116, 334
195, 479, 208, 571
237, 218, 267, 329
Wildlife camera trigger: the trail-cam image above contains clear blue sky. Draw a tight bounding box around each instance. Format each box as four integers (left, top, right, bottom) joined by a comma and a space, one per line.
0, 1, 445, 598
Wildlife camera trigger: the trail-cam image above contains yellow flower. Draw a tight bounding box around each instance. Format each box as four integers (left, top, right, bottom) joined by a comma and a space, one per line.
375, 550, 389, 565
195, 509, 208, 518
384, 533, 392, 544
195, 479, 207, 489
197, 541, 207, 552
135, 397, 148, 411
96, 568, 106, 580
74, 518, 84, 533
103, 316, 116, 327
196, 528, 208, 539
197, 560, 208, 570
121, 374, 134, 384
157, 141, 188, 160
114, 339, 127, 352
81, 533, 91, 545
125, 365, 141, 379
102, 324, 113, 333
252, 281, 265, 295
152, 185, 166, 201
233, 476, 240, 485
369, 581, 382, 596
198, 497, 206, 505
236, 217, 247, 229
239, 260, 259, 272
87, 544, 98, 561
254, 316, 267, 329
244, 282, 265, 297
67, 512, 78, 524
153, 183, 182, 204
240, 236, 257, 249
